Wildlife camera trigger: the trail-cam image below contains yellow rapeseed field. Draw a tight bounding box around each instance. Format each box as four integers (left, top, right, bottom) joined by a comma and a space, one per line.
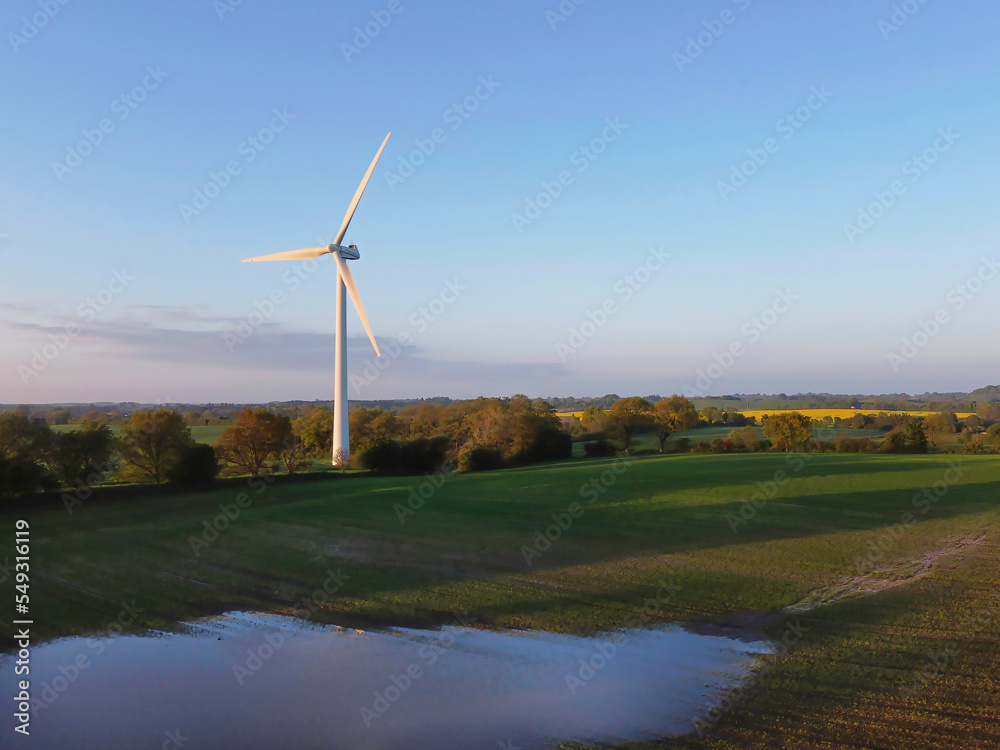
556, 408, 974, 420
741, 408, 974, 420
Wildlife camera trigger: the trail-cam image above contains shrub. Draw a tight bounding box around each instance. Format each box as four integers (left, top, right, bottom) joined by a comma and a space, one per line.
357, 438, 403, 473
0, 454, 57, 499
166, 444, 220, 485
882, 428, 905, 452
834, 436, 877, 453
359, 437, 450, 475
0, 414, 57, 498
883, 423, 928, 453
518, 426, 572, 464
584, 437, 617, 458
458, 446, 505, 472
963, 435, 985, 454
738, 426, 763, 452
399, 437, 450, 474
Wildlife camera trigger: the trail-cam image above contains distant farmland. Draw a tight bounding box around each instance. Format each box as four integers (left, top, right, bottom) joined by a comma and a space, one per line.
50, 423, 226, 445
558, 408, 975, 420
741, 408, 975, 420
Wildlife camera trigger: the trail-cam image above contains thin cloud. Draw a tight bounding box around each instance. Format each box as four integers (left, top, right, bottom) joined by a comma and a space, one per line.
0, 306, 570, 399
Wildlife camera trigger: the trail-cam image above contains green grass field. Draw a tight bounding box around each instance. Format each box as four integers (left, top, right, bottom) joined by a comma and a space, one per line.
50, 423, 226, 445
4, 452, 998, 748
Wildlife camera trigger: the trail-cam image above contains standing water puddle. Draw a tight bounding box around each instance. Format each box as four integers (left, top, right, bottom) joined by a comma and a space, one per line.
2, 612, 771, 749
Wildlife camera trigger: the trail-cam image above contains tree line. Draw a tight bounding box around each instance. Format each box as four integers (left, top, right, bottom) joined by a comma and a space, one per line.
572, 401, 997, 456
3, 395, 996, 501
702, 411, 997, 455
0, 395, 575, 499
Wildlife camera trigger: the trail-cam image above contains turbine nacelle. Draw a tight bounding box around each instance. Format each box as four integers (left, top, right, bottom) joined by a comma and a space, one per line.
333, 243, 360, 261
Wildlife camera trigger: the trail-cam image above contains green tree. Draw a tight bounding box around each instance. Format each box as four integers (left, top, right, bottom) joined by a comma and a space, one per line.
579, 405, 608, 434
652, 395, 698, 453
925, 411, 958, 434
761, 412, 813, 452
961, 414, 982, 431
904, 422, 928, 453
117, 408, 193, 484
50, 421, 115, 488
505, 398, 565, 463
975, 402, 1000, 422
923, 411, 958, 449
882, 428, 905, 452
277, 417, 309, 475
349, 407, 400, 452
0, 413, 55, 497
721, 409, 749, 426
78, 410, 112, 425
500, 395, 544, 458
398, 402, 447, 439
532, 398, 556, 416
699, 406, 723, 425
609, 397, 652, 453
49, 407, 72, 425
962, 434, 985, 454
294, 407, 333, 458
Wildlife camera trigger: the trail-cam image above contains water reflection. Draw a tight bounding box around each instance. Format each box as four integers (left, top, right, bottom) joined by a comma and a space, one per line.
1, 612, 771, 749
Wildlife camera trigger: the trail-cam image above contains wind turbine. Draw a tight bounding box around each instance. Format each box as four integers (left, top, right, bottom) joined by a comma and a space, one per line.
242, 133, 390, 465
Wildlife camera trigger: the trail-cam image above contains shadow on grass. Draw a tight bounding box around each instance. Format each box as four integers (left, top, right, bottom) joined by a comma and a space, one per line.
4, 454, 998, 649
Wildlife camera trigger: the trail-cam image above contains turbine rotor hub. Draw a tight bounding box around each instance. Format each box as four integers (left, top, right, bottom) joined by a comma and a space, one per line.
331, 243, 360, 261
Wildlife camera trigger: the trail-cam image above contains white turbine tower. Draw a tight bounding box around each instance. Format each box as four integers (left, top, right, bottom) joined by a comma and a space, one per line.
242, 133, 390, 465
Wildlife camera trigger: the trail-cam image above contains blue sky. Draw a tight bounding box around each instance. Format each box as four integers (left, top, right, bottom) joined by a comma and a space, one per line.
1, 0, 998, 403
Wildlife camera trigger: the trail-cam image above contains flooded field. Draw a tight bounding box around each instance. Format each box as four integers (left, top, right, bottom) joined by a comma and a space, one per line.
2, 612, 771, 749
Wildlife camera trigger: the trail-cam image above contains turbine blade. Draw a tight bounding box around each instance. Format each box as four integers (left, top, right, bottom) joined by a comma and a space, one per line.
333, 133, 391, 245
332, 252, 381, 357
242, 247, 330, 263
